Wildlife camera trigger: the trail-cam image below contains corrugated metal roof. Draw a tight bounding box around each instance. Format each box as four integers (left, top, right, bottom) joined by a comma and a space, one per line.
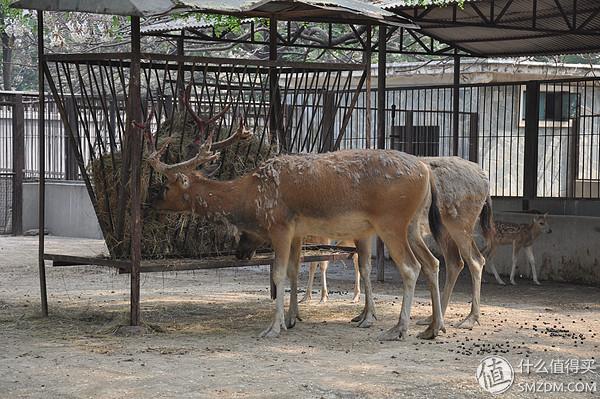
385, 0, 600, 56
141, 17, 214, 34
11, 0, 416, 27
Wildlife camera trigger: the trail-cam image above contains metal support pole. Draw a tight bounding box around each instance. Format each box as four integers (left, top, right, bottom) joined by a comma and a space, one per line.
64, 97, 79, 180
452, 54, 460, 156
129, 17, 143, 326
376, 26, 386, 282
176, 30, 185, 100
37, 11, 48, 317
269, 17, 278, 299
523, 81, 540, 208
364, 25, 372, 149
12, 94, 24, 236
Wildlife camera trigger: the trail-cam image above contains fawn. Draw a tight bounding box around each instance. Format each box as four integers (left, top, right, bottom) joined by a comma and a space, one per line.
484, 214, 552, 285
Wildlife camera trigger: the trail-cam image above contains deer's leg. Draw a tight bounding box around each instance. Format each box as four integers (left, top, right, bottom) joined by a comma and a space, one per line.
319, 261, 330, 303
260, 230, 293, 338
286, 237, 303, 329
510, 243, 520, 285
524, 246, 541, 285
409, 231, 446, 339
351, 238, 376, 328
416, 233, 462, 326
455, 239, 486, 330
486, 258, 506, 286
376, 227, 422, 340
352, 253, 361, 303
300, 261, 318, 303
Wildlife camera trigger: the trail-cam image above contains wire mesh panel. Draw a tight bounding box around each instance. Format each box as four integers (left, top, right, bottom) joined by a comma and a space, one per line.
0, 173, 12, 234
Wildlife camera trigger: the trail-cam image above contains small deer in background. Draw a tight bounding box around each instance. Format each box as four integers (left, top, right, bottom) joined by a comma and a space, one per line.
484, 214, 552, 286
300, 237, 360, 304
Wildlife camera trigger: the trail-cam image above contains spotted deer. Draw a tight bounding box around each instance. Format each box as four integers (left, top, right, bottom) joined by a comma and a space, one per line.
140, 90, 448, 340
300, 238, 360, 304
484, 214, 552, 286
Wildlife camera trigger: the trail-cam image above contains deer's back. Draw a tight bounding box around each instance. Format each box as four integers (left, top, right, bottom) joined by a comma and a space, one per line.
251, 150, 429, 233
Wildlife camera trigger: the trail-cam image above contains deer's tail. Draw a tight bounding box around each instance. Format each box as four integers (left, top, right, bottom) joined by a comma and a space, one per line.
479, 194, 495, 256
427, 171, 445, 245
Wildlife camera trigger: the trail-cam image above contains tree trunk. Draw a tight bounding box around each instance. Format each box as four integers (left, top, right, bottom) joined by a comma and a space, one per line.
1, 12, 14, 91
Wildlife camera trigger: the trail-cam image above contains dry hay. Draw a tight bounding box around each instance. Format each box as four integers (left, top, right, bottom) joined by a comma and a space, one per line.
90, 110, 276, 259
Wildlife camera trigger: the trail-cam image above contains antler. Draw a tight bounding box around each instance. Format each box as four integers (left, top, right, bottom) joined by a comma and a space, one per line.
133, 106, 220, 177
181, 82, 231, 135
210, 118, 253, 151
145, 134, 220, 177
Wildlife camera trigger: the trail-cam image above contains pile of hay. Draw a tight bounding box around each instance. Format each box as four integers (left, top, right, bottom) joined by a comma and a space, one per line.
90, 111, 275, 259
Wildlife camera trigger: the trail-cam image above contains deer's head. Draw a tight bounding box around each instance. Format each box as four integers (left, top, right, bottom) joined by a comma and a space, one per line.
235, 231, 267, 260
135, 85, 252, 213
533, 213, 552, 234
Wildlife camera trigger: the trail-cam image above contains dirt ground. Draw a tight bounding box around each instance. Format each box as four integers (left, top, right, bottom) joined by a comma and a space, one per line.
0, 235, 599, 398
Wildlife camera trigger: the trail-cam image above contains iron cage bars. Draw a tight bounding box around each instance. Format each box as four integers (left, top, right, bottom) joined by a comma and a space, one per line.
36, 13, 382, 326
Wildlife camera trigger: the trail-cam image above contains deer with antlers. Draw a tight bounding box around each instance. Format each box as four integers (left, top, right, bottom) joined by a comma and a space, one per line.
138, 87, 449, 340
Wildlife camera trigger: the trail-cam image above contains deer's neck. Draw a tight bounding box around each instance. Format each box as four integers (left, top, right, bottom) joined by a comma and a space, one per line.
529, 223, 542, 240
192, 174, 261, 232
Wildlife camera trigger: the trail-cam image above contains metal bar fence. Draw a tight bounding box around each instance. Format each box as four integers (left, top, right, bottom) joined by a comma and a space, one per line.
316, 77, 600, 200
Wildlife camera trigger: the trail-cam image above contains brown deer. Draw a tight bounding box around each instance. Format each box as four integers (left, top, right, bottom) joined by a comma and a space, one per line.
238, 156, 494, 330
483, 214, 552, 286
140, 91, 447, 340
414, 157, 493, 330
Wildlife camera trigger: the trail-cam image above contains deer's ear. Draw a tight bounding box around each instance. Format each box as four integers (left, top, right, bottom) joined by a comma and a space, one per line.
201, 162, 221, 178
543, 212, 549, 218
175, 173, 190, 189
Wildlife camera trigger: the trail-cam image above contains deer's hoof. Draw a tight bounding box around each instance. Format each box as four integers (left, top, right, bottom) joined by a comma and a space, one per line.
455, 315, 479, 330
357, 315, 375, 328
416, 323, 444, 340
378, 326, 405, 341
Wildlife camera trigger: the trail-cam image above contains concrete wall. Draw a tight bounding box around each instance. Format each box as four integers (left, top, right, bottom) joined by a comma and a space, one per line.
23, 181, 103, 239
483, 212, 600, 286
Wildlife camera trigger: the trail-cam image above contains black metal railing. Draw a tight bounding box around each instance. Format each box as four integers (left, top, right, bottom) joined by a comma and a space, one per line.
325, 77, 600, 200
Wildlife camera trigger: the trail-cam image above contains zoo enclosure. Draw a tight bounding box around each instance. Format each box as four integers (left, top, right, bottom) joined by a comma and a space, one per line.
13, 0, 600, 327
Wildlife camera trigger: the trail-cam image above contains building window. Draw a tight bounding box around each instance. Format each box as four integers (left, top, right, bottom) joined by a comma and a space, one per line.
519, 88, 578, 127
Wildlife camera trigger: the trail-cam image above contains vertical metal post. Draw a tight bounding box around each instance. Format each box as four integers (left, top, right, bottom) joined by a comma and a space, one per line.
376, 26, 386, 282
452, 54, 460, 156
37, 11, 48, 317
468, 113, 479, 162
64, 97, 79, 180
321, 91, 335, 152
129, 17, 142, 326
176, 30, 185, 100
269, 17, 277, 299
12, 94, 24, 236
523, 81, 540, 208
405, 111, 414, 155
364, 25, 372, 149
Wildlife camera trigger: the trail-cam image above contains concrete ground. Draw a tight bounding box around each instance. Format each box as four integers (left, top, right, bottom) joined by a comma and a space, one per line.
0, 235, 599, 398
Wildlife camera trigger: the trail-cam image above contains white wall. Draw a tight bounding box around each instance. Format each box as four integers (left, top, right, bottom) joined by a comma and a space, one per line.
23, 181, 103, 239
